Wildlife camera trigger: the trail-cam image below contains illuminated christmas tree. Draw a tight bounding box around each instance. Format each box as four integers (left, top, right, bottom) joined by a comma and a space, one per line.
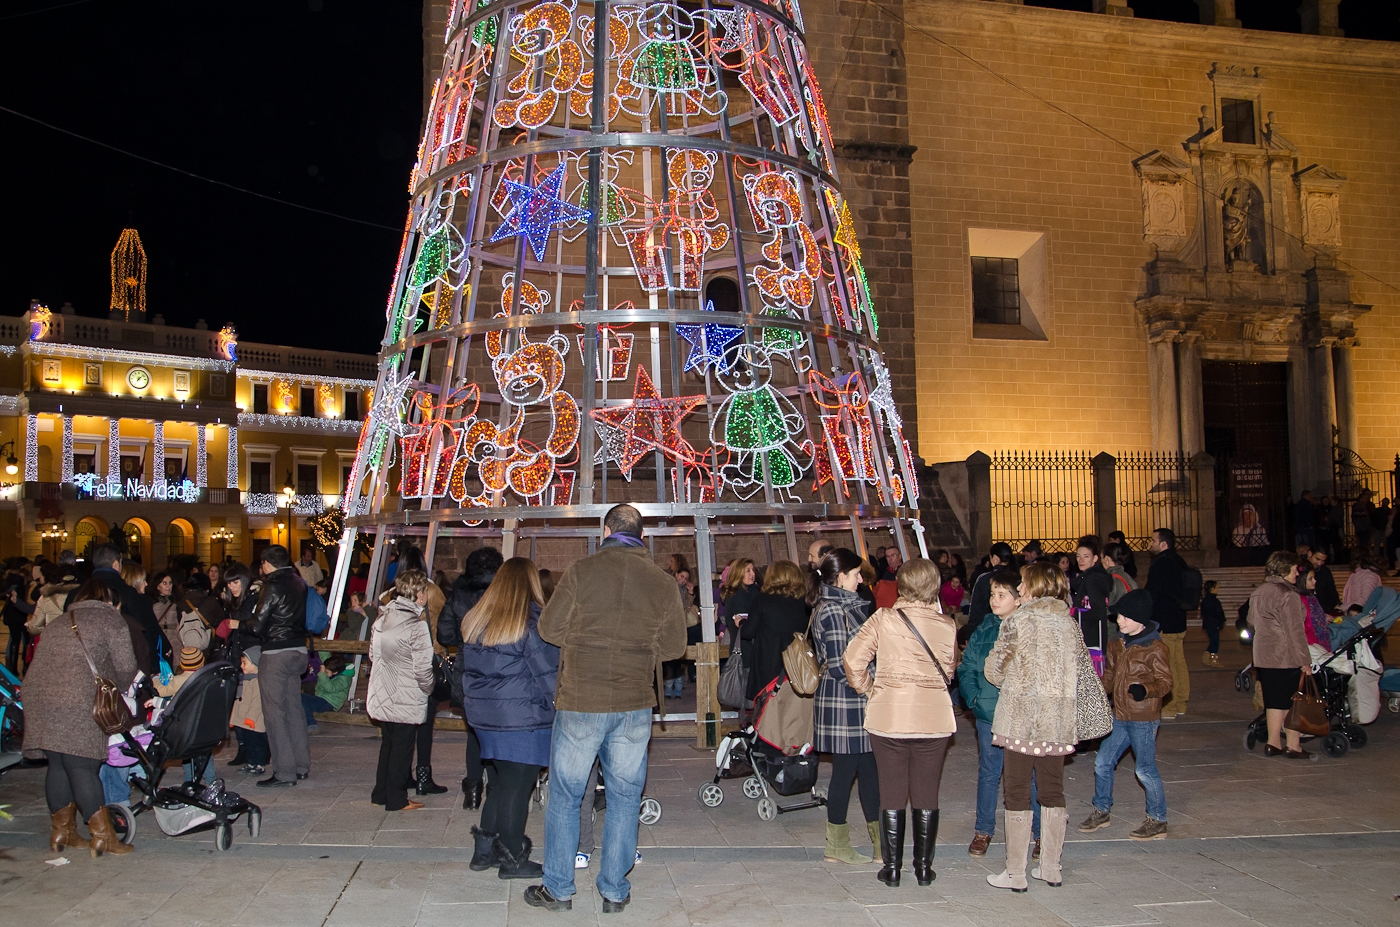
330, 0, 924, 633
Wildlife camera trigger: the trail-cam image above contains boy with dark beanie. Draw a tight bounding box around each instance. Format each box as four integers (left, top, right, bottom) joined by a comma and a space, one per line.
1076, 589, 1173, 845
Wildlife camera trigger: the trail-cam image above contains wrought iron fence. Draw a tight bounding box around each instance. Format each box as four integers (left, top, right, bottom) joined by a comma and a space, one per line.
1115, 452, 1200, 551
1333, 445, 1397, 551
987, 451, 1201, 553
989, 451, 1095, 553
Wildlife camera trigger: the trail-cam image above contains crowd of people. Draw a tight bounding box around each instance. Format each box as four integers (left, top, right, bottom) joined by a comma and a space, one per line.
11, 504, 1385, 903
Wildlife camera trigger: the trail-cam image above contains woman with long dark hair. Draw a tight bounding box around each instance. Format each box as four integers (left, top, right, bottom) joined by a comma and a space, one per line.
810, 547, 880, 866
149, 571, 180, 638
22, 578, 138, 856
459, 558, 559, 878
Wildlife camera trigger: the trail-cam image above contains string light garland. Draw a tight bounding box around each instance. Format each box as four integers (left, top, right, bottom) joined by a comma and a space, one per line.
196, 424, 207, 488
61, 416, 74, 482
107, 420, 120, 493
25, 414, 38, 481
27, 341, 234, 372
237, 413, 363, 434
153, 422, 164, 484
227, 426, 238, 487
110, 229, 147, 320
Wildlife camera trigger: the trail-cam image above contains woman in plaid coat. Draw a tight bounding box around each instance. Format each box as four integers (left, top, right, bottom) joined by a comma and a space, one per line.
810, 548, 881, 865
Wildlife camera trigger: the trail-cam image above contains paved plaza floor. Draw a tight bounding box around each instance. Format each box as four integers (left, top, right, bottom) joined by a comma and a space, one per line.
1, 632, 1398, 926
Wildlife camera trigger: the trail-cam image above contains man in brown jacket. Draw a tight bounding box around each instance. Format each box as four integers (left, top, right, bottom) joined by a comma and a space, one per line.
524, 504, 687, 914
1078, 589, 1174, 846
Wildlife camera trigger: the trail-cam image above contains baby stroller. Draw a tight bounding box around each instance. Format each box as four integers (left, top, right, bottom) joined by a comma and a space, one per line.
1242, 624, 1387, 759
699, 726, 826, 821
109, 662, 262, 850
531, 768, 663, 826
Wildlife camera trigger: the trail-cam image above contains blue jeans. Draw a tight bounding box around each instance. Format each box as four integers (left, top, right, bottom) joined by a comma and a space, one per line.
975, 720, 1039, 838
99, 763, 134, 805
1093, 719, 1166, 822
303, 694, 334, 727
543, 709, 651, 903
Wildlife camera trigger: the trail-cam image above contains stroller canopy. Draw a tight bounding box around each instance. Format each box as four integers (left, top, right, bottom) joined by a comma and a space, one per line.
156, 662, 240, 760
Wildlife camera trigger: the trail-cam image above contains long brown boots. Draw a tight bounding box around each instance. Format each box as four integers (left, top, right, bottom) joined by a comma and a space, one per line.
87, 807, 134, 857
49, 803, 90, 852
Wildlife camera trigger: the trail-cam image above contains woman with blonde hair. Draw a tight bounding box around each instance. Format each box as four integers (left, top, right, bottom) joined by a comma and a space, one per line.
984, 561, 1081, 892
844, 558, 958, 887
121, 561, 147, 594
459, 557, 560, 879
367, 569, 436, 813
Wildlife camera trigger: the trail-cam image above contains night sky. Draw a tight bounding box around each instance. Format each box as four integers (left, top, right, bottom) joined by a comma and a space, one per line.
1, 1, 1394, 358
0, 0, 422, 355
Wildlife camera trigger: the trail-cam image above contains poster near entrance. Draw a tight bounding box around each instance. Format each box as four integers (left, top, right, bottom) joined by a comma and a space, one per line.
1228, 460, 1271, 548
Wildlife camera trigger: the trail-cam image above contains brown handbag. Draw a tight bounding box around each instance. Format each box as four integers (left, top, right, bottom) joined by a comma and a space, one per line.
69, 613, 136, 736
1285, 670, 1330, 737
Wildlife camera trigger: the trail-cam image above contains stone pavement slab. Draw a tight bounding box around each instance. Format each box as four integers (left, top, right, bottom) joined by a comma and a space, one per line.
1, 631, 1398, 925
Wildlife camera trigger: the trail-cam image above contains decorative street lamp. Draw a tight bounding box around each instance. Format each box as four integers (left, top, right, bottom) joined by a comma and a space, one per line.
281, 471, 297, 549
211, 526, 234, 564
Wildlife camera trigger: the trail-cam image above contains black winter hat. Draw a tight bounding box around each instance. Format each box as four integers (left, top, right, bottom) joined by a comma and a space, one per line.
1112, 588, 1153, 626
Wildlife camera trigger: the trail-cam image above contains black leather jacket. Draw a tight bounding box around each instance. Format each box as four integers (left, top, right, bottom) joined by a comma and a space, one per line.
251, 566, 308, 652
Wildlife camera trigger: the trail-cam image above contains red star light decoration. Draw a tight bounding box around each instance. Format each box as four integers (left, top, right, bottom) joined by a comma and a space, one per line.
590, 367, 705, 477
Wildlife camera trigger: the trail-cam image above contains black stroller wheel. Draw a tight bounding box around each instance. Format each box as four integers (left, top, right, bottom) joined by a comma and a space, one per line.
105, 803, 136, 844
1347, 726, 1368, 749
1244, 729, 1257, 751
1322, 732, 1349, 758
1241, 673, 1253, 692
248, 810, 262, 839
1234, 675, 1244, 692
214, 822, 233, 851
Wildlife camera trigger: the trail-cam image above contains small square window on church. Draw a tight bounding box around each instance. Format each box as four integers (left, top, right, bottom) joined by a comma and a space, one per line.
1221, 98, 1256, 145
971, 256, 1022, 326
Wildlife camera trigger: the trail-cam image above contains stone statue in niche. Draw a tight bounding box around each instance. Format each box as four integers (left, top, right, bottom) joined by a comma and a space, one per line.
1222, 179, 1265, 272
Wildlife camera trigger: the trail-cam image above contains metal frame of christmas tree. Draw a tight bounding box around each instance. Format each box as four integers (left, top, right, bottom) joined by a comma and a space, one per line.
328, 0, 925, 662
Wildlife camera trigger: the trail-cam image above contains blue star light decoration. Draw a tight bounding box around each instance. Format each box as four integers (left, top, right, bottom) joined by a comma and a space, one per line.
490, 164, 591, 261
676, 301, 744, 373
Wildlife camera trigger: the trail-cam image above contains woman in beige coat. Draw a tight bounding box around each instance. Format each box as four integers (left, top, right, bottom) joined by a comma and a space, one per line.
984, 562, 1081, 893
844, 558, 957, 888
368, 570, 436, 812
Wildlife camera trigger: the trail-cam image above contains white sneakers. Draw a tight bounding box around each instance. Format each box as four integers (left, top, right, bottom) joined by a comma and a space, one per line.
575, 850, 643, 869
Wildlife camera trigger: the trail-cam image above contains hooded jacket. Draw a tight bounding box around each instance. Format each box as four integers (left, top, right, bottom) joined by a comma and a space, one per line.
1101, 621, 1173, 722
366, 596, 435, 725
986, 596, 1081, 746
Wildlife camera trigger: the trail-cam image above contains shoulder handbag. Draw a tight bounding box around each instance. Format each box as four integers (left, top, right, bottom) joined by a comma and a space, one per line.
753, 677, 815, 754
782, 611, 821, 696
894, 609, 953, 690
1074, 644, 1113, 741
70, 612, 136, 736
430, 652, 453, 703
1286, 670, 1330, 737
717, 638, 750, 709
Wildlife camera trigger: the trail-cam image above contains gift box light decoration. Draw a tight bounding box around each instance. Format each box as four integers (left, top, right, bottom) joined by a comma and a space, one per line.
332, 0, 925, 625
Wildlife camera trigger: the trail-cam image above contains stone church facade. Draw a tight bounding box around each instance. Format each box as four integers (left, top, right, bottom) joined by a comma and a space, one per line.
420, 0, 1399, 551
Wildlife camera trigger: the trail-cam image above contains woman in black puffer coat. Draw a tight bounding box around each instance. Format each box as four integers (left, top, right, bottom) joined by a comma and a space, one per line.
436, 546, 504, 809
457, 557, 559, 878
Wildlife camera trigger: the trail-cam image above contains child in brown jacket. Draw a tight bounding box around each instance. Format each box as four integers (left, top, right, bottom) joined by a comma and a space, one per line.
1077, 589, 1173, 844
230, 646, 269, 775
